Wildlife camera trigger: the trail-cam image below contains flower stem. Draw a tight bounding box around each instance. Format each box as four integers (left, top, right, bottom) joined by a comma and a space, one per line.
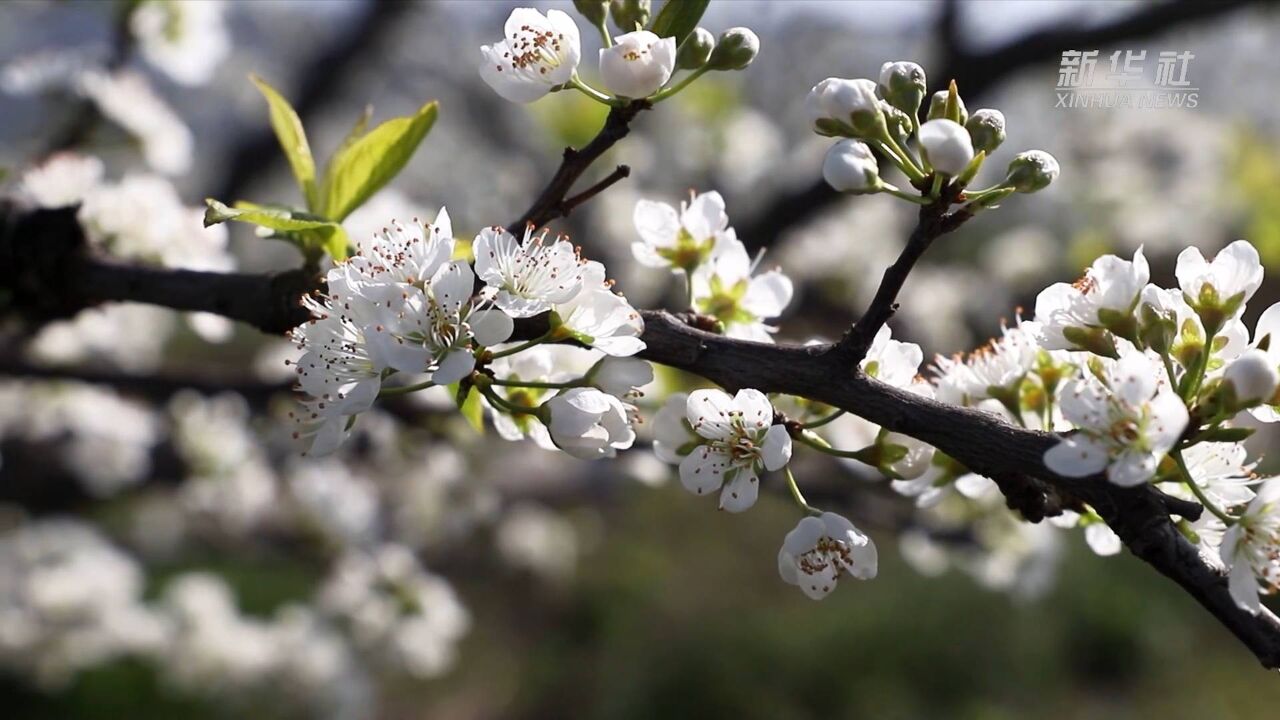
569, 74, 619, 106
800, 409, 846, 429
489, 333, 551, 360
595, 21, 612, 48
489, 378, 583, 390
1171, 449, 1234, 525
378, 380, 436, 397
785, 467, 822, 516
880, 183, 932, 205
796, 431, 876, 463
650, 67, 710, 103
477, 383, 543, 417
872, 138, 926, 184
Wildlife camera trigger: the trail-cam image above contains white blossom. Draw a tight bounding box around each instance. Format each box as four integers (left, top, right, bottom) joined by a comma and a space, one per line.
1044, 347, 1188, 487
1034, 247, 1149, 352
918, 119, 974, 176
475, 225, 585, 318
1221, 478, 1280, 613
552, 261, 645, 356
598, 30, 676, 99
480, 8, 581, 103
651, 391, 696, 464
1175, 239, 1263, 314
589, 356, 653, 398
1223, 349, 1279, 405
803, 77, 879, 133
822, 139, 879, 193
678, 388, 791, 512
631, 190, 734, 273
544, 388, 636, 459
861, 325, 923, 389
691, 237, 792, 342
777, 512, 878, 600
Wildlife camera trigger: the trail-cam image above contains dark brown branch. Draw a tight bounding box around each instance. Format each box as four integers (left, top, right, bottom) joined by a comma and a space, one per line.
559, 164, 632, 219
737, 0, 1264, 255
506, 102, 646, 235
834, 188, 970, 362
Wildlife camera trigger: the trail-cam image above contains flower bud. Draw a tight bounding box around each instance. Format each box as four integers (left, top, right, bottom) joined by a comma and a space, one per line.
609, 0, 650, 31
822, 139, 880, 193
707, 27, 759, 71
918, 119, 974, 176
676, 27, 715, 70
599, 30, 677, 98
965, 109, 1005, 155
1223, 349, 1279, 406
573, 0, 609, 26
877, 61, 927, 116
1004, 150, 1059, 193
926, 88, 967, 125
803, 77, 885, 139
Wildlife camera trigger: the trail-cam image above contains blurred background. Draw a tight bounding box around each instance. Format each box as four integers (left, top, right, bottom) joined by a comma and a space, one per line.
3, 0, 1280, 717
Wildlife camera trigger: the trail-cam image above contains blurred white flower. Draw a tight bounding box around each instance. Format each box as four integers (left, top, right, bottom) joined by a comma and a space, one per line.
78, 70, 193, 175
130, 0, 230, 86
18, 153, 103, 208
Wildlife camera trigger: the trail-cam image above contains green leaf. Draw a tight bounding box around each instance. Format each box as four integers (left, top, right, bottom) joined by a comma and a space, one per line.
651, 0, 709, 44
203, 199, 334, 232
250, 75, 318, 210
203, 199, 350, 261
330, 105, 374, 171
320, 100, 438, 222
448, 382, 485, 434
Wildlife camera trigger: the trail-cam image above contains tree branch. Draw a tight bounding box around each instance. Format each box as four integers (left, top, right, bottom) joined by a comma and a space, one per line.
834, 188, 971, 361
506, 102, 646, 235
4, 74, 1280, 669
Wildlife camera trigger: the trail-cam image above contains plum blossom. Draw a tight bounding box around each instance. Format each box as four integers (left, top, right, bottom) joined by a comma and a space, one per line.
1175, 240, 1263, 317
598, 31, 676, 99
544, 388, 636, 459
822, 139, 880, 193
1044, 347, 1188, 487
804, 77, 880, 136
652, 392, 696, 465
918, 119, 974, 176
678, 389, 791, 512
552, 261, 645, 356
1220, 478, 1280, 613
1034, 247, 1149, 353
1244, 300, 1280, 421
632, 191, 735, 273
691, 237, 792, 342
474, 225, 585, 318
588, 356, 653, 399
778, 512, 878, 599
861, 325, 923, 389
480, 8, 581, 103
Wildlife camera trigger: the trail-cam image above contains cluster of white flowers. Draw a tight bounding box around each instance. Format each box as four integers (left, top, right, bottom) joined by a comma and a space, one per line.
480, 7, 756, 106
288, 209, 647, 459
